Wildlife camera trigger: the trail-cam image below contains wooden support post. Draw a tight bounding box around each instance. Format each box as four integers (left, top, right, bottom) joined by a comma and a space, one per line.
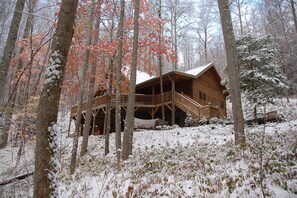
91, 109, 99, 135
166, 104, 172, 110
150, 106, 159, 119
134, 106, 139, 112
150, 108, 155, 119
101, 107, 106, 114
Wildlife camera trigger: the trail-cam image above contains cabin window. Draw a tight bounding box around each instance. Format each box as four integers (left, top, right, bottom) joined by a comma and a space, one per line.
221, 101, 224, 109
199, 91, 206, 101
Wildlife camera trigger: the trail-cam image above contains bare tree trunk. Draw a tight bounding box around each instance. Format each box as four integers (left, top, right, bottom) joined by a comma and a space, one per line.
105, 57, 114, 155
16, 17, 35, 164
105, 14, 116, 156
217, 0, 245, 145
236, 0, 244, 36
277, 2, 292, 103
122, 0, 140, 160
70, 2, 94, 173
0, 0, 26, 105
1, 0, 37, 150
290, 0, 297, 34
33, 0, 78, 197
0, 2, 13, 43
159, 59, 165, 121
204, 28, 208, 63
115, 0, 125, 166
173, 9, 178, 70
158, 0, 165, 122
15, 0, 38, 107
80, 0, 96, 157
0, 0, 26, 149
33, 43, 51, 96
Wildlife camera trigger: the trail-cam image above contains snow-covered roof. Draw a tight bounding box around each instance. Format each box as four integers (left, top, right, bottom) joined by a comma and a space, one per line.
136, 70, 155, 85
184, 62, 213, 77
136, 62, 215, 85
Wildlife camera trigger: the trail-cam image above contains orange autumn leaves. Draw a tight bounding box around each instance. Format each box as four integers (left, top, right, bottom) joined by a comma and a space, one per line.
64, 0, 175, 98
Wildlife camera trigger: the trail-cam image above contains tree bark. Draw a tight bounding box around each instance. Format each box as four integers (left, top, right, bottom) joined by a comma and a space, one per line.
70, 2, 95, 173
173, 7, 178, 70
33, 0, 78, 197
15, 0, 38, 109
0, 0, 26, 105
1, 0, 38, 150
33, 42, 51, 96
105, 14, 116, 156
16, 10, 36, 164
0, 0, 26, 149
115, 0, 125, 165
80, 0, 97, 157
290, 0, 297, 34
158, 0, 165, 122
217, 0, 245, 145
105, 57, 114, 155
122, 0, 140, 160
236, 0, 244, 36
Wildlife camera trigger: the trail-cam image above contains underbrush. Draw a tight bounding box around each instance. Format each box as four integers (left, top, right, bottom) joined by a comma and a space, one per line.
59, 123, 297, 197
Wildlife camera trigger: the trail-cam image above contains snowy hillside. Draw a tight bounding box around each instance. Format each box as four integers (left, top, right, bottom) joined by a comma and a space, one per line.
0, 99, 297, 197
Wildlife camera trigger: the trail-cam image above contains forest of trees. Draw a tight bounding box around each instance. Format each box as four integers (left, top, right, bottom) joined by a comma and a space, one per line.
0, 0, 296, 196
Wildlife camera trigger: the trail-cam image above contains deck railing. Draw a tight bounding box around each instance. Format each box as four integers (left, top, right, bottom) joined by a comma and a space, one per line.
71, 91, 173, 116
174, 92, 200, 116
71, 91, 224, 120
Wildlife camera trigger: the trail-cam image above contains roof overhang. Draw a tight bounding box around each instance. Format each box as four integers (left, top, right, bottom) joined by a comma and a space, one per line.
136, 62, 218, 88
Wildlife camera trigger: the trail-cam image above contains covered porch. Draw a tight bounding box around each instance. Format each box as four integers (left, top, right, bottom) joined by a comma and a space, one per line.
69, 90, 224, 136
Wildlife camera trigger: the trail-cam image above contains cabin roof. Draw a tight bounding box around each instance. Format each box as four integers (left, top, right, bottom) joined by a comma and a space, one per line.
136, 62, 220, 87
184, 62, 213, 77
136, 70, 155, 84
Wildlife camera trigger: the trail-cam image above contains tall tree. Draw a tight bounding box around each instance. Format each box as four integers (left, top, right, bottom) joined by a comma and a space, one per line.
0, 0, 26, 149
70, 0, 95, 173
232, 0, 246, 36
166, 0, 191, 70
158, 0, 165, 122
290, 0, 297, 33
237, 35, 287, 112
15, 0, 38, 163
194, 0, 216, 64
0, 0, 26, 105
115, 0, 125, 165
104, 56, 114, 155
81, 0, 99, 157
33, 0, 78, 196
14, 0, 38, 109
217, 0, 245, 145
263, 0, 297, 95
122, 0, 140, 160
0, 1, 14, 46
103, 5, 117, 156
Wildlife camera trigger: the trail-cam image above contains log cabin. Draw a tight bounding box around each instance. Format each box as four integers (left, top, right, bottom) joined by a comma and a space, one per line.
69, 62, 228, 135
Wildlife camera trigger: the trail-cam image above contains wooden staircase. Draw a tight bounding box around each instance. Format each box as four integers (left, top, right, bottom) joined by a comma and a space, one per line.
174, 92, 204, 123
174, 92, 224, 123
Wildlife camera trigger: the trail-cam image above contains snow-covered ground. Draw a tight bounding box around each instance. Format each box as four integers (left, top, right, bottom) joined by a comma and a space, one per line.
0, 99, 297, 197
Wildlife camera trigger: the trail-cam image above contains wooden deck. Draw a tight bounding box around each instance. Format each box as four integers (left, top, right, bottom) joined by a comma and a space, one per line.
70, 91, 224, 122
